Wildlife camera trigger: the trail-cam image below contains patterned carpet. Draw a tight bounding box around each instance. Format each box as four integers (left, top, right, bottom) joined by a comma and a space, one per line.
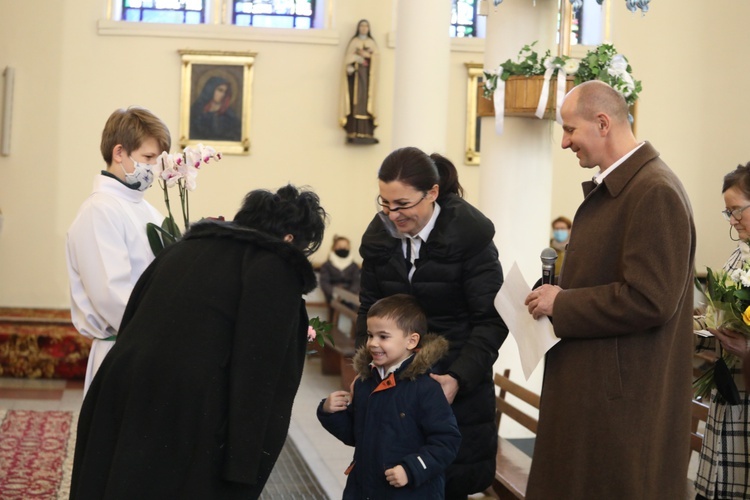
0, 410, 76, 499
0, 410, 326, 499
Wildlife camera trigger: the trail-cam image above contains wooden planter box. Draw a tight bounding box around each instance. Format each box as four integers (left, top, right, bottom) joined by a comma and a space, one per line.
477, 75, 575, 119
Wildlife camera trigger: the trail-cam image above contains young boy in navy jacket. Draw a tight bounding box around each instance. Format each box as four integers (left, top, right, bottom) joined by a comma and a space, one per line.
317, 294, 461, 499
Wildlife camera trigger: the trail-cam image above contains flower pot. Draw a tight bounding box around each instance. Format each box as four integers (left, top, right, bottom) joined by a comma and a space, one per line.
477, 75, 576, 119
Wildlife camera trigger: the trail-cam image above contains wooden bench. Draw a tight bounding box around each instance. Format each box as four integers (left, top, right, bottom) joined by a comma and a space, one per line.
320, 287, 360, 390
488, 369, 541, 500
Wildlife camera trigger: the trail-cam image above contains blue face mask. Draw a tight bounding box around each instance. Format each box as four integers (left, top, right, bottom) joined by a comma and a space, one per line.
553, 229, 569, 243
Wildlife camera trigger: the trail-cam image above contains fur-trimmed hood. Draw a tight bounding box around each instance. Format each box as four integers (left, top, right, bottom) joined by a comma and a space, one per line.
182, 219, 317, 294
352, 333, 449, 381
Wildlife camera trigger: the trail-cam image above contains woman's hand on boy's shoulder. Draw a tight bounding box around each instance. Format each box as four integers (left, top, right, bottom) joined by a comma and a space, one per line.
322, 390, 351, 413
429, 373, 458, 404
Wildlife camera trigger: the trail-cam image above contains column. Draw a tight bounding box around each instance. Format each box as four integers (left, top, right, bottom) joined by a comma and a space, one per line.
391, 0, 452, 151
479, 0, 559, 437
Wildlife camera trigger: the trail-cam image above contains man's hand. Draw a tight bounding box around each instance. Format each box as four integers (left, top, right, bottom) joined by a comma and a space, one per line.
525, 284, 562, 319
385, 465, 409, 487
430, 373, 459, 404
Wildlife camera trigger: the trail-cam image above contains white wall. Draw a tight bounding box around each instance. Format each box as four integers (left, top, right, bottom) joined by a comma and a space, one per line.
0, 0, 746, 308
550, 0, 748, 270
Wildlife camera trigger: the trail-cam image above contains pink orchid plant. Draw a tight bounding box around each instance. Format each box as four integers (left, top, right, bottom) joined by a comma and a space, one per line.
146, 144, 222, 255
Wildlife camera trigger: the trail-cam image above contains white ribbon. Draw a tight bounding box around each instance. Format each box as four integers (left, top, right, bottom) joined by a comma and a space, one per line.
492, 67, 505, 135
554, 70, 567, 124
534, 61, 556, 120
535, 60, 567, 122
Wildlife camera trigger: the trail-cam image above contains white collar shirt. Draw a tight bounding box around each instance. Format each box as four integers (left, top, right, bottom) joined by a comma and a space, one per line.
593, 142, 645, 184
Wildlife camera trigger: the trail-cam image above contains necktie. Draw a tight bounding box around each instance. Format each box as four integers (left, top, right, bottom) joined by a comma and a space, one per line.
405, 237, 419, 280
405, 238, 413, 272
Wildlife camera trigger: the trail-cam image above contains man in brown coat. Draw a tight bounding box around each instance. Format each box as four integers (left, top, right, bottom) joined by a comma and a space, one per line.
525, 81, 696, 499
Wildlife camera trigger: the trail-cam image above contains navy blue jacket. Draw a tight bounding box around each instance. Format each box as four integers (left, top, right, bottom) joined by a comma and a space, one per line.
317, 335, 460, 499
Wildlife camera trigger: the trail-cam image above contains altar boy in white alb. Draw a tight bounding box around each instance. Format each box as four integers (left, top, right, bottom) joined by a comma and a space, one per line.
66, 107, 171, 394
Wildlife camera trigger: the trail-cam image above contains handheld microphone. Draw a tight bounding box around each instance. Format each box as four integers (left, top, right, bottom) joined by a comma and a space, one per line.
541, 247, 558, 286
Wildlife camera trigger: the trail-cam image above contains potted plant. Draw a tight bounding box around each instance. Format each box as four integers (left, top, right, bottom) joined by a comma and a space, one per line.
480, 42, 641, 123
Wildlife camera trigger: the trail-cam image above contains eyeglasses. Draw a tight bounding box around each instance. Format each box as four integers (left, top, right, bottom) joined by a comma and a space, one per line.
376, 194, 427, 213
721, 204, 750, 221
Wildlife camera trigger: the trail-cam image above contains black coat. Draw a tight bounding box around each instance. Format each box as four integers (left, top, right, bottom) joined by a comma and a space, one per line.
357, 194, 508, 496
318, 335, 461, 499
70, 221, 316, 500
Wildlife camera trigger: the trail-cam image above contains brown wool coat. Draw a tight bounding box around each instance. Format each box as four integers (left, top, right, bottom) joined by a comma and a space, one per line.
526, 142, 696, 500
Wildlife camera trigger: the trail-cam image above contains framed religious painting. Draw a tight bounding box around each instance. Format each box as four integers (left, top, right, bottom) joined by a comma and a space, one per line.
178, 50, 256, 155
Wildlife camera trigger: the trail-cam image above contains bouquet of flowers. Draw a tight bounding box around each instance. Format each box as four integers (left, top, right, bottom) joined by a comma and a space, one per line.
146, 144, 222, 255
693, 265, 750, 400
307, 316, 333, 354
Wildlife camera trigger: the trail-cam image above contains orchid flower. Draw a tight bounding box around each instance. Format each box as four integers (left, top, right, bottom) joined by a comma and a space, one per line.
183, 146, 202, 169
147, 144, 222, 258
184, 163, 199, 192
198, 144, 219, 163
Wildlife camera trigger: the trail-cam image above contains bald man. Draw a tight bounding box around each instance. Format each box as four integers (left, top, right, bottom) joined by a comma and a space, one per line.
525, 81, 696, 499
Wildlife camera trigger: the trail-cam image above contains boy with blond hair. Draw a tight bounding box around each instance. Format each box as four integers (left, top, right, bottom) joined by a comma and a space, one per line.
66, 106, 171, 393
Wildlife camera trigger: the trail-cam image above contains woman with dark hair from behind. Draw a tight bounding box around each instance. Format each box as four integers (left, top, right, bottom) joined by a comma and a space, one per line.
694, 163, 750, 499
357, 146, 508, 498
70, 184, 327, 499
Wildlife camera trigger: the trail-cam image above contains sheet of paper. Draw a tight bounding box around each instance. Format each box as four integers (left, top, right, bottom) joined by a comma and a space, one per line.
494, 262, 560, 380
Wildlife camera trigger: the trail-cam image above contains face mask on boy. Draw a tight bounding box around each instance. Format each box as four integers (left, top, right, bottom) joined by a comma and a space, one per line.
552, 229, 569, 243
121, 158, 155, 191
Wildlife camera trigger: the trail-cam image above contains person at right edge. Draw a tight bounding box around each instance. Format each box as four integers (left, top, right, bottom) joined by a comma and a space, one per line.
525, 81, 696, 499
357, 146, 508, 499
694, 163, 750, 500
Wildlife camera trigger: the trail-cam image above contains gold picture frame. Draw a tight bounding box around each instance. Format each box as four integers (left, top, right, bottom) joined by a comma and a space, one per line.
464, 62, 483, 166
179, 50, 256, 155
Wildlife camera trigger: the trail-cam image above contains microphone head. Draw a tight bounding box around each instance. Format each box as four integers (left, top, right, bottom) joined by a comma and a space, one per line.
541, 247, 558, 264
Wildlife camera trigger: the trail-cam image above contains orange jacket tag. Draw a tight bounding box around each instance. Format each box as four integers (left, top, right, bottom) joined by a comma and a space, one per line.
372, 373, 396, 393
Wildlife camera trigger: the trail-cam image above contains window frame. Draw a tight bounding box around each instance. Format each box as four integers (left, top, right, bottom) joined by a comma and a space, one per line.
111, 0, 323, 28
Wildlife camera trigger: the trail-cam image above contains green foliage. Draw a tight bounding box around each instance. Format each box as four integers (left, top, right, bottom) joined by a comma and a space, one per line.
483, 41, 641, 107
693, 266, 750, 399
307, 316, 334, 354
146, 217, 181, 256
573, 43, 641, 107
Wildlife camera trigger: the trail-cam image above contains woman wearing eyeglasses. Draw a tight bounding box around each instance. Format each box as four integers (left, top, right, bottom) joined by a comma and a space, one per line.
356, 146, 508, 499
694, 163, 750, 500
